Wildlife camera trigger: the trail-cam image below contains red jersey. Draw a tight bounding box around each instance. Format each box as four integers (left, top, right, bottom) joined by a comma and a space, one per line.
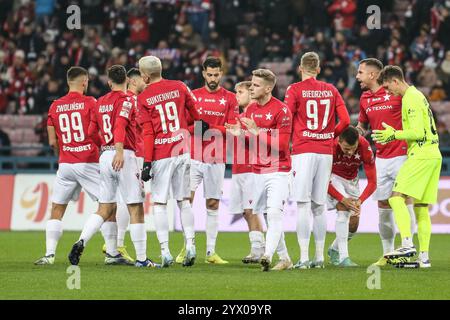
329, 136, 377, 203
358, 87, 407, 158
244, 97, 292, 174
138, 79, 199, 161
128, 90, 144, 158
47, 91, 99, 164
91, 90, 137, 151
188, 87, 239, 163
332, 136, 374, 180
285, 77, 349, 155
232, 114, 252, 174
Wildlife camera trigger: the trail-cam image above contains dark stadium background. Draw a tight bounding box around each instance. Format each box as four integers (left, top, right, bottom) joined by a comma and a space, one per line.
0, 0, 449, 173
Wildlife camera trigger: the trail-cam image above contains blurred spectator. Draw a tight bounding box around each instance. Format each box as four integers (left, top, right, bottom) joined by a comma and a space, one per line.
0, 128, 11, 156
327, 0, 357, 36
437, 121, 450, 147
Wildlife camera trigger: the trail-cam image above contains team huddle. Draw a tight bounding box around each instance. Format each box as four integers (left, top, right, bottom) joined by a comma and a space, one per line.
34, 51, 442, 271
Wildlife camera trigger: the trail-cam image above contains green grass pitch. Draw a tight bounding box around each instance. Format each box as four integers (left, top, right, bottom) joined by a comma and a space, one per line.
1, 231, 449, 300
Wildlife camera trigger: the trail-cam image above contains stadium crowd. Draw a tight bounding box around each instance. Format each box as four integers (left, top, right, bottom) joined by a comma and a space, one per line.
0, 0, 450, 146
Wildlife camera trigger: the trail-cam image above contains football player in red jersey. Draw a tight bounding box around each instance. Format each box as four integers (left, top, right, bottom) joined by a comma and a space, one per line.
68, 65, 158, 268
137, 56, 202, 267
226, 69, 293, 271
177, 57, 238, 265
285, 52, 350, 269
35, 67, 107, 265
100, 68, 146, 263
355, 58, 415, 266
229, 81, 265, 264
326, 126, 377, 267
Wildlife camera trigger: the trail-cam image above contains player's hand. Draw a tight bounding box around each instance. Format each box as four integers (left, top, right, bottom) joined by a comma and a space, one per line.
112, 151, 124, 171
351, 199, 362, 217
341, 198, 355, 211
141, 161, 152, 182
225, 118, 242, 136
240, 117, 259, 135
372, 122, 396, 144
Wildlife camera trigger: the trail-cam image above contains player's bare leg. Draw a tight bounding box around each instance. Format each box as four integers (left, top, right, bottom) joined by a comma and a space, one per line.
35, 203, 67, 265
205, 198, 228, 264
242, 210, 265, 263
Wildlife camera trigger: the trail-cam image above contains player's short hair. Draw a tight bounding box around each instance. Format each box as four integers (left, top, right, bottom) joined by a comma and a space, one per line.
127, 68, 141, 78
359, 58, 383, 71
235, 81, 252, 91
339, 126, 359, 145
379, 65, 405, 83
202, 56, 222, 70
67, 66, 88, 82
138, 56, 162, 77
107, 65, 127, 84
252, 69, 277, 87
300, 52, 320, 73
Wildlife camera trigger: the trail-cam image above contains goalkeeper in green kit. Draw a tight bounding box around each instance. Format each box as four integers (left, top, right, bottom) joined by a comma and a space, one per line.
372, 65, 442, 268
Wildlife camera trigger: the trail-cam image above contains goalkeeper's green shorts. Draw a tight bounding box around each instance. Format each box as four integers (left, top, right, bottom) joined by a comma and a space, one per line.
393, 157, 442, 204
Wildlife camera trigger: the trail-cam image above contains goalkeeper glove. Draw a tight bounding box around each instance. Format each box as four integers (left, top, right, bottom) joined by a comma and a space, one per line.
141, 161, 152, 182
372, 122, 396, 144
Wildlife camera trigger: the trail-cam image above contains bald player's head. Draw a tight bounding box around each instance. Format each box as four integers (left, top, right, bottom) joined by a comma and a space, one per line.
138, 56, 162, 84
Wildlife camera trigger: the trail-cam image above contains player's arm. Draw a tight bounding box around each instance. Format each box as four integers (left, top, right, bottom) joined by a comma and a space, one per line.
356, 121, 369, 136
328, 182, 358, 212
137, 96, 154, 181
47, 125, 59, 157
334, 91, 350, 137
88, 105, 102, 147
359, 161, 377, 203
112, 98, 133, 171
356, 102, 370, 136
372, 98, 424, 143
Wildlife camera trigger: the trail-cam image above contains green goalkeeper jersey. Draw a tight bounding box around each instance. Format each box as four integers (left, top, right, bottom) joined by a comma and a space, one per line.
394, 86, 442, 160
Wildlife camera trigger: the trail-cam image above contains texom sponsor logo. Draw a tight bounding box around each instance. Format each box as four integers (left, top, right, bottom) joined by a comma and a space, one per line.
430, 189, 450, 224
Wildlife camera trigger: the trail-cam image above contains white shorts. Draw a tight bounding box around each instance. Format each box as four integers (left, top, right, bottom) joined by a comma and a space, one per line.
190, 159, 225, 200
99, 150, 145, 204
151, 153, 190, 203
116, 156, 145, 204
252, 172, 290, 214
229, 172, 255, 214
373, 155, 407, 201
52, 163, 100, 204
326, 174, 360, 210
291, 153, 333, 205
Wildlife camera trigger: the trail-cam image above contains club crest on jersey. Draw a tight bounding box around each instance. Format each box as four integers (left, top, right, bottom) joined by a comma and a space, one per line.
383, 94, 391, 101
219, 98, 226, 105
265, 112, 272, 120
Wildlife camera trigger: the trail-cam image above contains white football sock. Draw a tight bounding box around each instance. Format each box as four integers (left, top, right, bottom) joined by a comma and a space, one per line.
331, 237, 339, 251
401, 237, 414, 248
130, 223, 147, 262
249, 231, 265, 256
419, 251, 429, 261
312, 203, 326, 262
45, 219, 63, 256
206, 209, 219, 255
378, 207, 395, 254
335, 211, 351, 262
348, 232, 356, 241
406, 204, 417, 236
178, 200, 195, 250
79, 213, 104, 245
297, 202, 312, 262
116, 201, 129, 247
153, 205, 170, 256
264, 208, 283, 262
100, 222, 119, 256
276, 232, 290, 261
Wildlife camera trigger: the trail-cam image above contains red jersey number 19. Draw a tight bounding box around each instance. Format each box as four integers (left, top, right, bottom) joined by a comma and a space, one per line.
59, 112, 85, 143
155, 101, 180, 134
306, 99, 330, 130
